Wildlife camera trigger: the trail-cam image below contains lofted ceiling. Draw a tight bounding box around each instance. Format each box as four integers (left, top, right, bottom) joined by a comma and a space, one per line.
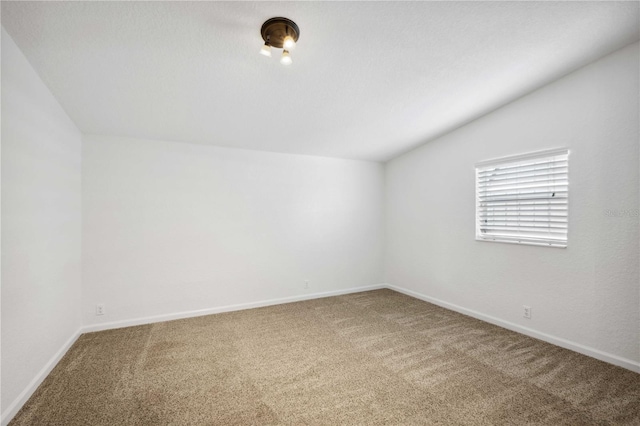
2, 1, 638, 162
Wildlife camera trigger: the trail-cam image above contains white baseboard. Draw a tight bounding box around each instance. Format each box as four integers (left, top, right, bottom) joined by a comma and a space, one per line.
81, 284, 386, 333
83, 283, 640, 373
386, 284, 640, 373
1, 328, 82, 426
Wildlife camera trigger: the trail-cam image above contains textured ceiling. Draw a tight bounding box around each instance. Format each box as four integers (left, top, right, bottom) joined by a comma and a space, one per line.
2, 1, 638, 162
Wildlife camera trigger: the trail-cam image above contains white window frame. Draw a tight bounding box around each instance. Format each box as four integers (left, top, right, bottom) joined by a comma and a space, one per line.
475, 148, 569, 248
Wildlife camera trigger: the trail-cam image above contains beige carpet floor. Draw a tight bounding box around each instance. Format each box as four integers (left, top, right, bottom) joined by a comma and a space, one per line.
10, 289, 640, 425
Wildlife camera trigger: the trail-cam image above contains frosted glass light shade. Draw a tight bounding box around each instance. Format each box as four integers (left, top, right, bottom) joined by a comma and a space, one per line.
260, 44, 272, 57
280, 50, 292, 65
283, 35, 296, 49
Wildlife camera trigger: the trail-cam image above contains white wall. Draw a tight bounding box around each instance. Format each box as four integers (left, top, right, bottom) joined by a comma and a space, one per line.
82, 135, 384, 327
385, 42, 640, 367
1, 28, 82, 417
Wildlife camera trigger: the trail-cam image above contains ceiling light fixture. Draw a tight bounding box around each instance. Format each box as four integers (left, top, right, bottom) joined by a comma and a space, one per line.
260, 17, 300, 65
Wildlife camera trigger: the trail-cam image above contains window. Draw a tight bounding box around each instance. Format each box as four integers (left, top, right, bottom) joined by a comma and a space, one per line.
476, 149, 569, 247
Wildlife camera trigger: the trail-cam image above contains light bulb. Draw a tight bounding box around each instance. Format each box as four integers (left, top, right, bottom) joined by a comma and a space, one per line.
259, 43, 272, 57
280, 50, 292, 65
283, 35, 296, 49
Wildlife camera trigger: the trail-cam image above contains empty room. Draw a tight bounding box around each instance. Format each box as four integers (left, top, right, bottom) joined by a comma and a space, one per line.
1, 1, 639, 424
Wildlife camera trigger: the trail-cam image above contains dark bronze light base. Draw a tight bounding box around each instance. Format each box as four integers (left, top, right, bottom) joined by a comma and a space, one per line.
261, 17, 300, 48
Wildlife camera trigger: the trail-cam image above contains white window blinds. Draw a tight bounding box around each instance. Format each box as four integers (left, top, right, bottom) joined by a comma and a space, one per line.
476, 149, 569, 247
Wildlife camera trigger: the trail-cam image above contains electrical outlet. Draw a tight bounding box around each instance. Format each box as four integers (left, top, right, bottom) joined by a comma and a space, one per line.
96, 304, 105, 316
304, 280, 309, 289
523, 305, 531, 319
